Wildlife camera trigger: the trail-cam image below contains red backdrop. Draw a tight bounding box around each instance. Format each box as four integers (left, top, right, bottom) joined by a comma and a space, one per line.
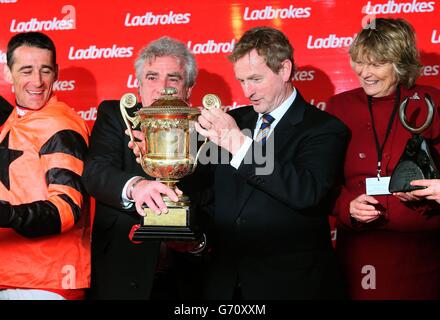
1, 0, 439, 241
1, 0, 438, 128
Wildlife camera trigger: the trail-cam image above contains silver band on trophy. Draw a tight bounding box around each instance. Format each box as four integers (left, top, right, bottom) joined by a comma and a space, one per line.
389, 93, 440, 193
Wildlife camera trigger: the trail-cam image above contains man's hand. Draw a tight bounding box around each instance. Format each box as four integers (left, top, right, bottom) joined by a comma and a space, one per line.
349, 194, 383, 223
195, 108, 246, 155
409, 179, 440, 203
130, 179, 182, 216
125, 130, 183, 216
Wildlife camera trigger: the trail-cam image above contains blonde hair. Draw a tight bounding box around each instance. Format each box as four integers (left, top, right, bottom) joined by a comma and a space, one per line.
349, 18, 422, 88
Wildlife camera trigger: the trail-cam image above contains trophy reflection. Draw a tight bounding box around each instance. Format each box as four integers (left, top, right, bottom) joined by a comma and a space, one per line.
120, 87, 220, 240
389, 93, 440, 193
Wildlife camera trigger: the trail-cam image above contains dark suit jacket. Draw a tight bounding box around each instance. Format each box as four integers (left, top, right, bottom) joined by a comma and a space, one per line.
82, 100, 160, 299
203, 91, 349, 299
0, 96, 13, 125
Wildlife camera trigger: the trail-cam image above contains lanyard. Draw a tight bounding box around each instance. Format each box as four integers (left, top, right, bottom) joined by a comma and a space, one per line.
367, 85, 401, 178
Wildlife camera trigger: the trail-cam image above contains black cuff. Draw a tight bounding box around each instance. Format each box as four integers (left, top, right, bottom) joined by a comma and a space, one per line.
0, 200, 12, 227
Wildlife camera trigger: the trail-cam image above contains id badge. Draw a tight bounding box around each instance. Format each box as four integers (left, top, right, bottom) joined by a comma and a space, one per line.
365, 176, 391, 195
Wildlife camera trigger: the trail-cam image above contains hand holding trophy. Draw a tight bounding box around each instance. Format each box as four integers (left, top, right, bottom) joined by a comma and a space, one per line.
120, 87, 220, 240
389, 94, 440, 193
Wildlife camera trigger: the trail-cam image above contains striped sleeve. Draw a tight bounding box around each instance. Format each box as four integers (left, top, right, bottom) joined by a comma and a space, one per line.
39, 129, 88, 233
0, 129, 88, 238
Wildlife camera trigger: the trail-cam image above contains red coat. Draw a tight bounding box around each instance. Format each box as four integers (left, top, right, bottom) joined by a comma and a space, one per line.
327, 85, 440, 299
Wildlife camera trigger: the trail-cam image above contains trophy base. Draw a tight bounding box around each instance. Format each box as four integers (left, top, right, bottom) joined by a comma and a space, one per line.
389, 160, 434, 193
389, 136, 440, 193
132, 206, 199, 241
132, 226, 198, 241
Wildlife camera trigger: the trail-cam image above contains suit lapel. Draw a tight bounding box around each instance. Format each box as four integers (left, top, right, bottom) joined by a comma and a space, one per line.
234, 91, 308, 218
236, 107, 259, 135
231, 108, 258, 218
266, 91, 307, 155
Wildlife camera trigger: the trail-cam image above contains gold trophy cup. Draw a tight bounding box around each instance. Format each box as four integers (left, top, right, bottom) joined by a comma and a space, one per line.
120, 87, 220, 240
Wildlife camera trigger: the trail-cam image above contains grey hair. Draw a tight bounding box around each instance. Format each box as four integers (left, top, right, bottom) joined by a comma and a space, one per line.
134, 36, 197, 88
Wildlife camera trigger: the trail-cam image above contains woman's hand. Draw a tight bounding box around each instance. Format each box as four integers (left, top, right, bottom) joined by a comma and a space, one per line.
349, 194, 383, 223
409, 179, 440, 204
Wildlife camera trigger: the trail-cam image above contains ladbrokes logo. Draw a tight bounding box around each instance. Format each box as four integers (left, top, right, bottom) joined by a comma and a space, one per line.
0, 0, 18, 3
307, 33, 356, 49
68, 45, 134, 60
310, 99, 326, 111
432, 30, 440, 44
293, 70, 315, 81
244, 5, 311, 20
364, 0, 435, 14
421, 65, 439, 77
0, 50, 6, 64
10, 17, 74, 32
26, 80, 75, 92
125, 10, 190, 27
53, 80, 75, 91
78, 107, 97, 121
127, 74, 138, 88
187, 39, 235, 55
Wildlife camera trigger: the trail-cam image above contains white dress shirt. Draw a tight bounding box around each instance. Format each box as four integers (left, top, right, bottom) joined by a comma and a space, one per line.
230, 88, 297, 169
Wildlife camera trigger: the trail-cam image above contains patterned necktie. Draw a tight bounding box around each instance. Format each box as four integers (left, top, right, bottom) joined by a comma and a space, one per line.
255, 113, 275, 144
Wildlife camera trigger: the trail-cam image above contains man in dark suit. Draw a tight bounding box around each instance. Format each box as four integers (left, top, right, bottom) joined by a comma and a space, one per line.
82, 37, 200, 299
195, 26, 349, 299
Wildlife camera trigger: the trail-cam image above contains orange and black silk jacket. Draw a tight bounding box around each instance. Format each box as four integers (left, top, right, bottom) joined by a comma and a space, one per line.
0, 96, 91, 289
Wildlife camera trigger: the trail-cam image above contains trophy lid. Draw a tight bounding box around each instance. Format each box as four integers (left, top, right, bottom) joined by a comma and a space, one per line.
137, 87, 200, 116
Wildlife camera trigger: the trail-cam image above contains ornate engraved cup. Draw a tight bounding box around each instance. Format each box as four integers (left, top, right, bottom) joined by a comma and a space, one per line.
120, 88, 220, 240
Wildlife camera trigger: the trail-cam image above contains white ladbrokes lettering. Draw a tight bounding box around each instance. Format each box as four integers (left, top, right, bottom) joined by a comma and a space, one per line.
432, 30, 440, 44
307, 34, 357, 49
243, 5, 311, 20
78, 107, 97, 121
364, 0, 435, 14
10, 17, 74, 32
53, 80, 75, 91
187, 39, 235, 55
310, 99, 326, 111
68, 45, 134, 60
0, 50, 6, 64
421, 65, 439, 76
125, 11, 190, 26
293, 70, 315, 81
127, 74, 138, 89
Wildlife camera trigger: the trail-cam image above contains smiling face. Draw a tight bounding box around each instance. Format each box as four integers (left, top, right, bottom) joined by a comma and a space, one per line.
138, 55, 192, 107
233, 49, 292, 114
4, 45, 57, 110
351, 57, 398, 98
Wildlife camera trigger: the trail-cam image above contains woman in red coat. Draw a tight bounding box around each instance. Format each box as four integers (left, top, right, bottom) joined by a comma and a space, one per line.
326, 18, 440, 299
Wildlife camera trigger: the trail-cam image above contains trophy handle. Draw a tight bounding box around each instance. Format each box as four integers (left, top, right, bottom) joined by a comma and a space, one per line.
120, 93, 144, 158
399, 94, 434, 134
191, 94, 222, 173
